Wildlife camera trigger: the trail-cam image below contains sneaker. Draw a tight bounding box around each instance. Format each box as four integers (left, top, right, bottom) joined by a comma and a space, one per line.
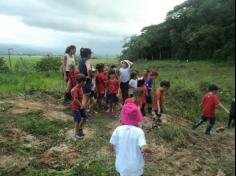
75, 129, 85, 139
75, 134, 84, 139
152, 123, 158, 129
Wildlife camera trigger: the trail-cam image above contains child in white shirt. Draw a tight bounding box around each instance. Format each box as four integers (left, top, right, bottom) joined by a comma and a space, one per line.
110, 88, 152, 176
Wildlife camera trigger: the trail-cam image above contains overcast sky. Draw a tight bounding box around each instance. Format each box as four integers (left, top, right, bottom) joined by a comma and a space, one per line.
0, 0, 185, 55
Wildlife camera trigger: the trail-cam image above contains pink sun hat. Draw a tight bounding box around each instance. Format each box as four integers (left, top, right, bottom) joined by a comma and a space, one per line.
121, 103, 142, 125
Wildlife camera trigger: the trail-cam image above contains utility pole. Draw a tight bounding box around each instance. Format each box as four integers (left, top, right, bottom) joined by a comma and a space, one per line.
8, 48, 13, 69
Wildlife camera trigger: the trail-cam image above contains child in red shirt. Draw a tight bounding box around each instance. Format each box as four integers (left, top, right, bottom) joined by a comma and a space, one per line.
64, 65, 80, 104
152, 80, 170, 129
106, 70, 119, 115
71, 74, 87, 139
96, 63, 107, 111
192, 84, 229, 135
137, 79, 148, 122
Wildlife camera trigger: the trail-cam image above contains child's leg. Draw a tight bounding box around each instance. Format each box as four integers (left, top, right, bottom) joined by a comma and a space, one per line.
205, 118, 216, 134
192, 117, 207, 129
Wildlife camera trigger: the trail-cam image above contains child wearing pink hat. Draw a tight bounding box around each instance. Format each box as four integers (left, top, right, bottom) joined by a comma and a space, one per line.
110, 89, 152, 176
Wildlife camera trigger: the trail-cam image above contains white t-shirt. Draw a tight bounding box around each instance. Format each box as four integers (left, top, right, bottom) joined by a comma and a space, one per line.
110, 125, 147, 176
119, 67, 131, 83
129, 79, 138, 95
65, 53, 76, 71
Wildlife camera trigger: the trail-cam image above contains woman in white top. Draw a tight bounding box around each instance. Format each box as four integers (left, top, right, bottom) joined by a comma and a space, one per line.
63, 45, 77, 103
63, 45, 77, 82
119, 60, 133, 104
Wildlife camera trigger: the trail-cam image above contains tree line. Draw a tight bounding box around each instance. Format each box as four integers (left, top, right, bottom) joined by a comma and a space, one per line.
121, 0, 235, 61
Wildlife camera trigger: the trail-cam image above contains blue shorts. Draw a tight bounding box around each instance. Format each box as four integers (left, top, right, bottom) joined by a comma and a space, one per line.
120, 81, 129, 90
107, 94, 118, 103
72, 110, 82, 122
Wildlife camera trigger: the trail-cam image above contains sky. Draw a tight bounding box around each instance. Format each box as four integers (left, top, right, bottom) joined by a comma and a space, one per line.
0, 0, 185, 55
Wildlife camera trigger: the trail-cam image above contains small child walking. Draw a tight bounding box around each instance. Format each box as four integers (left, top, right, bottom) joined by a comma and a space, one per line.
110, 88, 152, 176
152, 80, 171, 129
192, 84, 229, 135
129, 72, 138, 97
64, 65, 80, 104
106, 70, 119, 115
95, 63, 107, 111
71, 74, 87, 139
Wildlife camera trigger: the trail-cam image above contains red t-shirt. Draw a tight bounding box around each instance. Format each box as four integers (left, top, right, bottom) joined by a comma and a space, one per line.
107, 79, 119, 95
141, 86, 148, 105
96, 72, 107, 94
202, 93, 220, 118
71, 84, 83, 110
68, 70, 80, 88
153, 89, 165, 110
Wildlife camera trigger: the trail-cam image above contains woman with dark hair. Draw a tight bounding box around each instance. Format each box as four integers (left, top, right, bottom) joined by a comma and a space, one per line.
63, 45, 77, 81
63, 45, 77, 103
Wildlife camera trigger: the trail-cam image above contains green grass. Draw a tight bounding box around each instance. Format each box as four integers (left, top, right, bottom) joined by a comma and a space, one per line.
133, 60, 235, 122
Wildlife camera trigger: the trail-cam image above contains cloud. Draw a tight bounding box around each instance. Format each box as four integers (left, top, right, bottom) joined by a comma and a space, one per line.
0, 0, 185, 54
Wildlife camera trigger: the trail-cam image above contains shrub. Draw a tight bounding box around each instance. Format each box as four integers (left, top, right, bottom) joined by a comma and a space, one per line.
14, 57, 34, 72
0, 57, 10, 73
34, 56, 62, 72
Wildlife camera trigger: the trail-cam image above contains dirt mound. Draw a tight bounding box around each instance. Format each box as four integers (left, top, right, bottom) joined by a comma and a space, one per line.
40, 144, 79, 169
0, 128, 42, 147
2, 96, 71, 122
0, 155, 30, 169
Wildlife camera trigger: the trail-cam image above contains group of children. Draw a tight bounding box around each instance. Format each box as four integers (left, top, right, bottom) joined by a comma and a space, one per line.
64, 54, 234, 175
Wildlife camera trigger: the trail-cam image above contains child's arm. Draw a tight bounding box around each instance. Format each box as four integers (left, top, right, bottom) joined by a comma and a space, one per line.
141, 145, 152, 154
218, 103, 230, 114
63, 55, 67, 80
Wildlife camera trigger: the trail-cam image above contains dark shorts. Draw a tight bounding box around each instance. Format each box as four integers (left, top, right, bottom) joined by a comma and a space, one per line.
90, 91, 97, 98
72, 110, 82, 122
83, 81, 92, 96
120, 81, 129, 90
107, 94, 118, 103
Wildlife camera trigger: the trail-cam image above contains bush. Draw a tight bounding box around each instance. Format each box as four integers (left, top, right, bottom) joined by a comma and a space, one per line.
14, 57, 34, 72
34, 56, 62, 72
0, 57, 10, 73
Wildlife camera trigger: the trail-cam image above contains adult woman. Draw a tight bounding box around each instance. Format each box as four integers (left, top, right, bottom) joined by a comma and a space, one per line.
63, 45, 77, 103
119, 60, 133, 104
78, 48, 93, 120
63, 45, 77, 82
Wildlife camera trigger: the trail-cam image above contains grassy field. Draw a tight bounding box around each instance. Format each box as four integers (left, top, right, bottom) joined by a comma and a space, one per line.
0, 57, 235, 176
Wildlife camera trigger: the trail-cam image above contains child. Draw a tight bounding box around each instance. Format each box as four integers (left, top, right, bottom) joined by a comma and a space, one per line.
228, 97, 235, 128
152, 80, 171, 129
87, 67, 97, 117
145, 73, 154, 114
192, 84, 229, 135
64, 64, 80, 104
110, 89, 152, 176
138, 78, 148, 121
106, 70, 119, 115
119, 60, 133, 104
96, 63, 107, 111
71, 74, 87, 139
129, 72, 138, 97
